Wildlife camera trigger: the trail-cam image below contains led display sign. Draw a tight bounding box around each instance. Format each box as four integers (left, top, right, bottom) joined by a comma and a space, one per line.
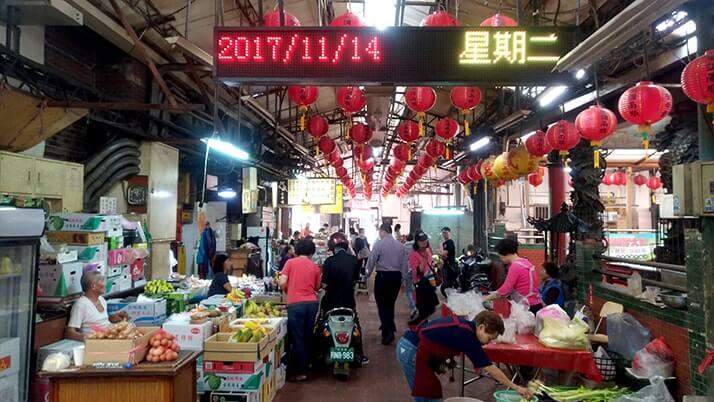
215, 27, 571, 85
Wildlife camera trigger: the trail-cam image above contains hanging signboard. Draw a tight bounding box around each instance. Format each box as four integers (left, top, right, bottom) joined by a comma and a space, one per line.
319, 185, 343, 214
287, 179, 336, 205
215, 27, 572, 85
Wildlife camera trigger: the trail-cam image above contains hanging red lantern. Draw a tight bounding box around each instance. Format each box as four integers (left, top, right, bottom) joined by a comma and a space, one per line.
326, 150, 340, 164
391, 158, 407, 171
575, 105, 618, 168
458, 170, 470, 185
546, 120, 580, 158
350, 123, 373, 144
528, 173, 543, 187
633, 174, 647, 186
307, 115, 329, 157
393, 143, 411, 161
336, 86, 366, 114
450, 87, 481, 136
418, 153, 436, 168
263, 8, 301, 26
612, 171, 627, 186
480, 13, 518, 27
405, 176, 416, 187
358, 158, 375, 172
601, 173, 613, 186
421, 10, 459, 26
647, 176, 662, 191
397, 120, 420, 143
318, 136, 336, 154
425, 139, 446, 159
681, 49, 714, 124
435, 118, 459, 160
353, 143, 372, 162
287, 86, 319, 131
525, 130, 552, 157
330, 11, 364, 26
405, 87, 437, 136
331, 157, 344, 169
467, 163, 482, 182
618, 81, 672, 154
413, 164, 428, 176
335, 166, 348, 178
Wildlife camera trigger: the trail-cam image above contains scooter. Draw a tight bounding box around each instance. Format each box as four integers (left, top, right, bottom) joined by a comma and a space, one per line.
441, 249, 492, 296
319, 307, 361, 380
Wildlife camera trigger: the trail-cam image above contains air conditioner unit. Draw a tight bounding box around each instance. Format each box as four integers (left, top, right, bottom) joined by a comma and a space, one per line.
1, 0, 82, 26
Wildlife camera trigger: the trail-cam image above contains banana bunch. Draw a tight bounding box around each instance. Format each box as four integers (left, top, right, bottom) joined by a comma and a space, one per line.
225, 288, 246, 304
229, 321, 269, 343
145, 280, 174, 294
244, 301, 283, 318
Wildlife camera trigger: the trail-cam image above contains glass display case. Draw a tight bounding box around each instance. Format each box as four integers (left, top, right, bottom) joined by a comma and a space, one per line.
0, 208, 44, 402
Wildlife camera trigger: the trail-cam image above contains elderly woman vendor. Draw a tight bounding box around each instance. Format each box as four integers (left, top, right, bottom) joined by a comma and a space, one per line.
65, 271, 129, 341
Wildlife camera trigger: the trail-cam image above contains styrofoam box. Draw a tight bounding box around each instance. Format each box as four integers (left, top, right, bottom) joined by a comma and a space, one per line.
0, 338, 20, 378
0, 374, 18, 402
162, 320, 214, 351
64, 244, 108, 263
48, 213, 122, 236
107, 298, 167, 325
38, 262, 83, 297
82, 260, 107, 277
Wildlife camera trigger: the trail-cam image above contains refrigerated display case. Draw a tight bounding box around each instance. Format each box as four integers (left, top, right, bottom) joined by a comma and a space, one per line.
0, 207, 45, 402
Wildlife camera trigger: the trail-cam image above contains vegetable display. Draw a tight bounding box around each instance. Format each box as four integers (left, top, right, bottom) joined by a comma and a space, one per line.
86, 321, 144, 340
146, 331, 181, 362
528, 381, 631, 402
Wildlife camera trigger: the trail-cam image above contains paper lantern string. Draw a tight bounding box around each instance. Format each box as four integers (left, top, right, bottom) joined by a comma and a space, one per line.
299, 106, 307, 131
417, 112, 425, 136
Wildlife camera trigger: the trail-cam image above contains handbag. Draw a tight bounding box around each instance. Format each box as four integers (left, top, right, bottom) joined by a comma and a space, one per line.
419, 252, 442, 288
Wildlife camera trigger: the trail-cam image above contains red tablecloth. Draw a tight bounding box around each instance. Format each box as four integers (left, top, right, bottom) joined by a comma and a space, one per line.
483, 334, 603, 382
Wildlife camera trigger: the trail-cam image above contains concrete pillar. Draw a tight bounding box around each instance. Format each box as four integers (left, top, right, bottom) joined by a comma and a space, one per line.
547, 152, 566, 264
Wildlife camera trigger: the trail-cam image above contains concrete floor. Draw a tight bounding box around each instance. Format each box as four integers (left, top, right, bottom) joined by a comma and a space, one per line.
274, 286, 502, 402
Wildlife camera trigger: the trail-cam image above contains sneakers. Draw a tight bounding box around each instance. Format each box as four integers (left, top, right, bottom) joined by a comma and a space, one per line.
360, 355, 370, 365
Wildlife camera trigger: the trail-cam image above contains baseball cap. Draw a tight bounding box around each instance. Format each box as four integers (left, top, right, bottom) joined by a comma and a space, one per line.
415, 231, 429, 241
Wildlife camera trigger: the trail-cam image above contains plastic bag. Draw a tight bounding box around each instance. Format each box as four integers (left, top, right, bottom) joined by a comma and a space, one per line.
42, 353, 71, 371
607, 313, 651, 359
535, 304, 570, 335
494, 318, 517, 344
510, 300, 536, 334
445, 289, 485, 321
630, 337, 674, 378
538, 317, 590, 350
612, 376, 674, 402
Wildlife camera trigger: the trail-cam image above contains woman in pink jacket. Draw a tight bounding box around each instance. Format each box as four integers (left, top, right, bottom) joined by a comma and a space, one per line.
408, 231, 440, 325
484, 238, 542, 314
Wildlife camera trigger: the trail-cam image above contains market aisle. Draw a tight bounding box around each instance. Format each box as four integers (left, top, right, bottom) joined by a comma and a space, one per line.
274, 287, 500, 402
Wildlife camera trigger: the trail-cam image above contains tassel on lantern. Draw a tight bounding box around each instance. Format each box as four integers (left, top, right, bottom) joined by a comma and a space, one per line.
462, 110, 471, 136
315, 145, 319, 158
345, 117, 352, 139
445, 142, 452, 160
639, 124, 651, 159
417, 112, 425, 136
592, 141, 601, 168
299, 106, 307, 131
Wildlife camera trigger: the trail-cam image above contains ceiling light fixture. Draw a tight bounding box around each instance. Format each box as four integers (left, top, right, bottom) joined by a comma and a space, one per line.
202, 138, 250, 161
538, 86, 568, 107
364, 0, 395, 30
469, 137, 491, 152
575, 69, 586, 80
217, 189, 237, 199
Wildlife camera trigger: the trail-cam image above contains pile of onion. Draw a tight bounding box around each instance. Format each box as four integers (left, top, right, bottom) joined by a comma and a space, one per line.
146, 330, 180, 362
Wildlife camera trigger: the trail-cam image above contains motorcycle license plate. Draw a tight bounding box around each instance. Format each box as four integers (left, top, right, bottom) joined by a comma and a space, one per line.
329, 347, 354, 362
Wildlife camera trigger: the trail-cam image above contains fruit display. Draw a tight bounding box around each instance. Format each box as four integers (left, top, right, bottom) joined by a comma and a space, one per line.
229, 320, 270, 343
145, 279, 174, 294
243, 300, 285, 318
225, 288, 247, 304
86, 321, 144, 340
146, 330, 181, 362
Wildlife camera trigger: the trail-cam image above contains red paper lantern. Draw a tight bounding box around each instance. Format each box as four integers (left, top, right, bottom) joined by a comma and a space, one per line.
546, 120, 580, 157
413, 164, 428, 176
435, 118, 459, 141
288, 86, 319, 131
647, 176, 662, 191
618, 81, 673, 152
405, 87, 437, 136
681, 49, 714, 123
418, 153, 436, 167
426, 139, 446, 159
528, 173, 543, 187
391, 159, 406, 171
450, 87, 481, 136
393, 143, 411, 161
306, 115, 329, 139
613, 172, 627, 186
331, 157, 344, 168
336, 86, 367, 114
335, 166, 348, 178
525, 130, 552, 157
397, 120, 420, 143
359, 158, 375, 172
318, 136, 336, 154
467, 164, 482, 182
326, 150, 340, 164
350, 123, 373, 144
330, 11, 364, 26
575, 105, 618, 168
420, 10, 459, 26
458, 170, 470, 184
263, 8, 301, 26
353, 144, 372, 161
480, 13, 518, 27
602, 173, 613, 186
405, 176, 416, 187
633, 174, 647, 186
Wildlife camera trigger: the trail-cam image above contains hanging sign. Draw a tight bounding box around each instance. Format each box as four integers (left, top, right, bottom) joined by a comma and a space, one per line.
319, 185, 344, 214
215, 27, 571, 85
287, 179, 336, 205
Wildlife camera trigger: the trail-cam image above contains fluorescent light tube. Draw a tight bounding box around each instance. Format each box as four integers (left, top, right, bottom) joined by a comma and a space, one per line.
202, 138, 250, 161
423, 208, 465, 216
538, 86, 568, 107
218, 189, 237, 199
469, 137, 490, 152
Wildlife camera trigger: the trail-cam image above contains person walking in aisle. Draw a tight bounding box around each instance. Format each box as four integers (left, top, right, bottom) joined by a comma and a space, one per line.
403, 233, 419, 321
394, 223, 403, 240
354, 228, 371, 274
366, 223, 409, 345
408, 231, 439, 325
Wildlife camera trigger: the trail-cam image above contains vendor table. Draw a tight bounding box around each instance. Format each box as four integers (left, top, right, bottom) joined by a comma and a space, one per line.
39, 350, 200, 402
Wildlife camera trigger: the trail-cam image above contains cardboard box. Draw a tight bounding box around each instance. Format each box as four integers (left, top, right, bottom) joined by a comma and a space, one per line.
208, 391, 260, 402
38, 262, 83, 297
162, 320, 213, 351
201, 362, 265, 392
107, 265, 124, 277
204, 331, 273, 362
227, 319, 285, 341
37, 339, 84, 368
108, 248, 133, 266
84, 327, 158, 366
82, 260, 107, 276
108, 236, 124, 250
107, 299, 167, 326
204, 360, 261, 375
129, 258, 145, 280
196, 354, 205, 393
64, 244, 108, 262
275, 364, 286, 391
46, 231, 104, 246
47, 213, 122, 236
0, 374, 18, 402
0, 338, 20, 378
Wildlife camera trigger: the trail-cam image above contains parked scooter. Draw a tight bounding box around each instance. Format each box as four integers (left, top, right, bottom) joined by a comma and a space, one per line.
318, 307, 362, 380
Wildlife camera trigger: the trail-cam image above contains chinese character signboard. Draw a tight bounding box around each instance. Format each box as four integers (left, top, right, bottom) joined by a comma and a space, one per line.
287, 179, 336, 205
319, 185, 343, 214
215, 27, 571, 85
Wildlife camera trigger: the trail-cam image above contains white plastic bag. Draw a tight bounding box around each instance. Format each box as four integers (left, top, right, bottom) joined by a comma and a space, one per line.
445, 289, 485, 320
630, 337, 675, 378
494, 318, 517, 344
510, 300, 536, 334
42, 353, 71, 371
538, 317, 590, 350
613, 376, 674, 402
535, 304, 570, 335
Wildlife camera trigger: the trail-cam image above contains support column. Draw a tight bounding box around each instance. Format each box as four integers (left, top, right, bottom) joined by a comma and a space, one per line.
547, 151, 566, 264
472, 180, 488, 252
